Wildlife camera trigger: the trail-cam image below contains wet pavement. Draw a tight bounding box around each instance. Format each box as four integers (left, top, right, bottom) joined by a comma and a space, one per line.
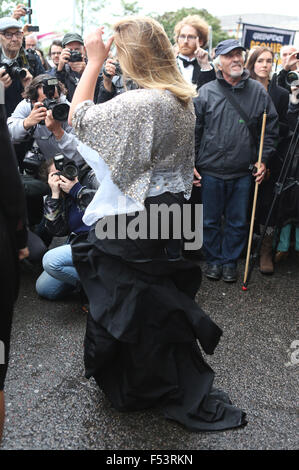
0, 247, 298, 450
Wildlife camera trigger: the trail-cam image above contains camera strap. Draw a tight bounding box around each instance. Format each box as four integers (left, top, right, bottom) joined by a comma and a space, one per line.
217, 81, 258, 151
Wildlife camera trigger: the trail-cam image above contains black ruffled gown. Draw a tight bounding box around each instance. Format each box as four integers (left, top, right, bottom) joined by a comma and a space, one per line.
71, 193, 247, 432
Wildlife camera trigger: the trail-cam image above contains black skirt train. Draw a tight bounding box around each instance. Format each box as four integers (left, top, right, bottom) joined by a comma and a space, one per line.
71, 193, 247, 432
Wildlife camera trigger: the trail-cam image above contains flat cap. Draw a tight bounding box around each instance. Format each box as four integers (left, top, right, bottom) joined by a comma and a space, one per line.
215, 39, 246, 57
0, 17, 23, 31
62, 33, 84, 48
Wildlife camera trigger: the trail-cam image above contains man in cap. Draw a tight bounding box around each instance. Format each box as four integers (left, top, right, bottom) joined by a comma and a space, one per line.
0, 17, 44, 117
193, 39, 279, 282
56, 32, 100, 102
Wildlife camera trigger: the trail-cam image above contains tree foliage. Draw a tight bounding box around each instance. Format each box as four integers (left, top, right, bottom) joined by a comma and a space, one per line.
76, 0, 106, 36
114, 0, 142, 17
0, 0, 17, 18
153, 7, 230, 47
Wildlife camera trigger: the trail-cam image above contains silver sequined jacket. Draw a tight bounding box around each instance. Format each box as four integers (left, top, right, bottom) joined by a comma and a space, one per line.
72, 88, 195, 206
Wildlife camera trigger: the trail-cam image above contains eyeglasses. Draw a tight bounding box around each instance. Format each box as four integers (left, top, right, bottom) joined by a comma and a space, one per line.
0, 31, 23, 39
178, 35, 198, 42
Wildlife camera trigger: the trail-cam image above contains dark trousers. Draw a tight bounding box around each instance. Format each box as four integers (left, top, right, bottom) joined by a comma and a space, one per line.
201, 174, 252, 267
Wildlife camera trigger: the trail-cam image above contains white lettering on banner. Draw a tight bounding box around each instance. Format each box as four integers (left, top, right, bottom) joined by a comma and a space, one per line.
252, 32, 284, 42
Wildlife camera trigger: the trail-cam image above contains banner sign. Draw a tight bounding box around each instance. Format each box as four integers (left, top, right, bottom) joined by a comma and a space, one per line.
241, 23, 296, 61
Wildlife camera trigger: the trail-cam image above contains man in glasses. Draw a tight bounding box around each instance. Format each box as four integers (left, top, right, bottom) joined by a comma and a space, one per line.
174, 15, 215, 92
48, 40, 63, 76
0, 17, 44, 117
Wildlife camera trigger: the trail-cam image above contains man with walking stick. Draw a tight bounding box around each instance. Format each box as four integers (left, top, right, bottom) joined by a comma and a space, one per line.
193, 39, 279, 282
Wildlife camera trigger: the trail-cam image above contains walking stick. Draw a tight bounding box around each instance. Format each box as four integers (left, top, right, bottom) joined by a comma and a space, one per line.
242, 110, 267, 290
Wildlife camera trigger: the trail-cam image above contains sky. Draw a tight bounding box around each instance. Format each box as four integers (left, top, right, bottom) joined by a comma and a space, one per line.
22, 0, 299, 42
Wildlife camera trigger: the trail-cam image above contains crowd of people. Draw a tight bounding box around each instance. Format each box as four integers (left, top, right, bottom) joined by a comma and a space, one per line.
0, 4, 298, 441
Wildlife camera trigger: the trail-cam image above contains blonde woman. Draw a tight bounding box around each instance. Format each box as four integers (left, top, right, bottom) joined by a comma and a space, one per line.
69, 17, 246, 432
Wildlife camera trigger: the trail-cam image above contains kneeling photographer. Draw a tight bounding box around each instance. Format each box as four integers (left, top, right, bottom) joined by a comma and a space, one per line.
35, 156, 96, 303
7, 74, 96, 245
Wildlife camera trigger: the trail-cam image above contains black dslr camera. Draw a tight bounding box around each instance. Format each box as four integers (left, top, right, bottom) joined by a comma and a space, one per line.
54, 155, 78, 181
0, 62, 27, 80
39, 77, 70, 123
23, 7, 33, 15
68, 50, 83, 62
23, 146, 45, 176
103, 61, 122, 78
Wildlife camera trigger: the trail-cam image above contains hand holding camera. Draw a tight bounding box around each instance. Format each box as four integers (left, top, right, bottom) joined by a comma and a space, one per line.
12, 3, 28, 20
45, 109, 64, 140
284, 51, 299, 71
58, 174, 79, 194
23, 102, 48, 129
48, 170, 61, 199
0, 67, 12, 89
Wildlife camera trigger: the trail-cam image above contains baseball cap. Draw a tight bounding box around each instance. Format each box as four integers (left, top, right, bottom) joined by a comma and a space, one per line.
215, 39, 246, 57
0, 17, 22, 31
62, 33, 84, 48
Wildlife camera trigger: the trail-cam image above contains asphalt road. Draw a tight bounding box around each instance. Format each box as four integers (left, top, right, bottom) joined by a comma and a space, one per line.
0, 246, 298, 451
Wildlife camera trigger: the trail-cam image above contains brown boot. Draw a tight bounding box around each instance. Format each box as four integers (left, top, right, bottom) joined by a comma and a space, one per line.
259, 234, 274, 274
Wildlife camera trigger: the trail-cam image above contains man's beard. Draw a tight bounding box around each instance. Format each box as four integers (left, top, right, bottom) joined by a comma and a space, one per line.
230, 64, 244, 77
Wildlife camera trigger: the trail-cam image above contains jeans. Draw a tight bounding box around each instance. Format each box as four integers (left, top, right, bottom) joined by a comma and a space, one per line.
276, 224, 299, 252
201, 174, 252, 267
36, 244, 80, 300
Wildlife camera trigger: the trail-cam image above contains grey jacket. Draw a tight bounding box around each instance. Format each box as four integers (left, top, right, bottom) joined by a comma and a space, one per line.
7, 98, 84, 165
194, 70, 279, 179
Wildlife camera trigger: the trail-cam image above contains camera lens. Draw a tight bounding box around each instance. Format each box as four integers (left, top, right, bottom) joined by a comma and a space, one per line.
63, 163, 78, 181
52, 103, 70, 122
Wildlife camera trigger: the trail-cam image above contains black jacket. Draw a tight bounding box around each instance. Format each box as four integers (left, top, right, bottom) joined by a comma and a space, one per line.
193, 70, 279, 179
0, 47, 45, 117
55, 63, 101, 102
44, 184, 96, 237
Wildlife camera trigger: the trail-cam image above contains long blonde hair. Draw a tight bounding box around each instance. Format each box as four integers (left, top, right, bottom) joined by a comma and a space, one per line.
113, 16, 197, 106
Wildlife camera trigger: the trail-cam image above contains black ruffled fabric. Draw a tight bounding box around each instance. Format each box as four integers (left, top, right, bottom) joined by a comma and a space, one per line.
71, 221, 247, 432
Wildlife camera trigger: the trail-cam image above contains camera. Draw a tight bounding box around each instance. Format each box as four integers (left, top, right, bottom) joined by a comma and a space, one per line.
286, 70, 299, 86
23, 7, 32, 15
39, 78, 70, 123
0, 62, 27, 80
68, 50, 83, 62
23, 146, 45, 176
103, 61, 122, 78
296, 52, 299, 60
54, 155, 79, 181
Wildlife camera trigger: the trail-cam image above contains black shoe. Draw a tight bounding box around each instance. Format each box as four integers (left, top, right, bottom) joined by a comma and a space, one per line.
222, 265, 237, 283
205, 264, 222, 280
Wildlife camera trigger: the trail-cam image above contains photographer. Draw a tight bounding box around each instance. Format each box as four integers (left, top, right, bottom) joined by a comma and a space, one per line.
277, 45, 299, 93
97, 55, 138, 103
7, 74, 84, 165
55, 33, 101, 102
35, 157, 95, 301
0, 17, 44, 117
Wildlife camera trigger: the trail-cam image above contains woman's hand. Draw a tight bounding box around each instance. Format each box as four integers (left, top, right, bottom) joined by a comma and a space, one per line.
48, 171, 61, 198
84, 27, 114, 66
59, 175, 79, 194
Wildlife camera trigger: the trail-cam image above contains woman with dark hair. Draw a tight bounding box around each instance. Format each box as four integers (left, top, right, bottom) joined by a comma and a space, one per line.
35, 48, 51, 71
246, 46, 290, 273
68, 17, 247, 432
